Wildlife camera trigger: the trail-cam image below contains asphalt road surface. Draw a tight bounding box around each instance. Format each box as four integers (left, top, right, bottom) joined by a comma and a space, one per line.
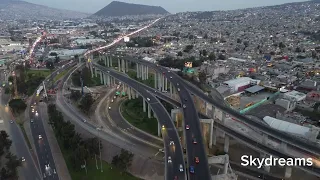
0, 93, 41, 180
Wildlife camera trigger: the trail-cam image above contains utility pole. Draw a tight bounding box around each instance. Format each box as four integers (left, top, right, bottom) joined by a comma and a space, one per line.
12, 71, 18, 98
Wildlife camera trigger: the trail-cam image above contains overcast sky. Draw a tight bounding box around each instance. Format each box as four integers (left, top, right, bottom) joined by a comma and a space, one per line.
25, 0, 307, 14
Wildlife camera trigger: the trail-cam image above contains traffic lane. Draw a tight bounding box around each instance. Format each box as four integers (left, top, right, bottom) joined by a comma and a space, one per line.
0, 107, 41, 180
108, 97, 163, 147
58, 90, 160, 157
150, 97, 185, 180
30, 105, 58, 180
188, 82, 320, 157
95, 64, 186, 179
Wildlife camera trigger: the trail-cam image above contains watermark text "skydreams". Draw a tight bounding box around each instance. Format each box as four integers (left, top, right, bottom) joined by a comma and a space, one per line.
241, 155, 313, 169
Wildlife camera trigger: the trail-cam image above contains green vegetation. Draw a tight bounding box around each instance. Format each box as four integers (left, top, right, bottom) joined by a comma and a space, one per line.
69, 91, 95, 114
26, 69, 51, 80
0, 130, 22, 179
126, 37, 155, 47
53, 68, 70, 82
8, 99, 27, 115
121, 98, 158, 136
127, 70, 155, 88
71, 67, 102, 87
47, 104, 138, 180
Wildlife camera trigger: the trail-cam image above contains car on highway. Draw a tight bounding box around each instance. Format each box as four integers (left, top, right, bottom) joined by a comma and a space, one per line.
170, 76, 172, 79
185, 125, 190, 130
177, 83, 179, 86
161, 125, 165, 130
168, 70, 171, 73
168, 156, 172, 163
10, 120, 13, 124
111, 99, 114, 103
147, 98, 150, 101
31, 108, 34, 113
184, 98, 187, 101
177, 88, 180, 92
108, 107, 111, 110
21, 157, 25, 162
107, 71, 110, 73
183, 104, 186, 109
193, 138, 197, 144
174, 176, 178, 180
179, 164, 184, 172
38, 135, 42, 139
30, 119, 34, 123
35, 111, 38, 116
195, 157, 199, 164
189, 166, 195, 174
170, 141, 174, 145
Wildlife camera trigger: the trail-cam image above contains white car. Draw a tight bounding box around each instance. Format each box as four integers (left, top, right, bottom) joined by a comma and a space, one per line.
35, 112, 39, 116
179, 164, 184, 172
170, 76, 172, 79
31, 108, 34, 113
108, 107, 111, 110
177, 88, 180, 92
183, 104, 186, 109
111, 99, 114, 103
170, 141, 174, 145
168, 156, 172, 163
147, 98, 150, 101
21, 157, 26, 162
38, 135, 42, 139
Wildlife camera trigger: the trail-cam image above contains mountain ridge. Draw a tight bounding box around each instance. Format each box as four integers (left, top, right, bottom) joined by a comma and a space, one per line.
0, 0, 89, 20
94, 1, 169, 17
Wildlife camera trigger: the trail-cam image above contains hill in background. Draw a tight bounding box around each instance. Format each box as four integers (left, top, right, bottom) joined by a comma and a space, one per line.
0, 0, 89, 20
94, 1, 169, 17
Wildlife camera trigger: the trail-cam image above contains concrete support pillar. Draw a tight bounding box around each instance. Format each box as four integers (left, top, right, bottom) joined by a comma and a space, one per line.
94, 68, 98, 77
125, 60, 129, 72
100, 71, 103, 84
121, 59, 125, 73
165, 77, 168, 91
212, 105, 215, 119
158, 122, 161, 137
280, 141, 287, 152
109, 56, 113, 67
209, 120, 214, 148
148, 104, 152, 118
118, 58, 120, 71
170, 83, 173, 97
141, 65, 144, 80
285, 167, 292, 178
224, 154, 229, 174
135, 90, 139, 98
104, 56, 107, 66
103, 74, 106, 85
162, 75, 165, 91
158, 73, 161, 91
205, 102, 208, 115
128, 87, 131, 100
143, 99, 146, 112
90, 65, 94, 78
222, 112, 226, 124
146, 66, 148, 79
212, 127, 217, 146
136, 64, 140, 78
224, 135, 229, 153
143, 66, 146, 80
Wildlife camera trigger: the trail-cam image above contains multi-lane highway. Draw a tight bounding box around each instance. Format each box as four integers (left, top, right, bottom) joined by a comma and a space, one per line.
94, 63, 320, 178
106, 58, 211, 179
93, 64, 186, 180
0, 96, 41, 180
27, 63, 76, 180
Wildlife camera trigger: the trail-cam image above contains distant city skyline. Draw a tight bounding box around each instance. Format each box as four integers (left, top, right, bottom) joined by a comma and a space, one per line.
25, 0, 309, 13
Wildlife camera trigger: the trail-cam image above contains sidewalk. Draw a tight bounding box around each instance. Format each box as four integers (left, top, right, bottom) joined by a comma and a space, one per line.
39, 102, 72, 180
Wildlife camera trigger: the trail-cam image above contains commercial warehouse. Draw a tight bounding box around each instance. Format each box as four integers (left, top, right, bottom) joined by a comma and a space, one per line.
223, 77, 261, 93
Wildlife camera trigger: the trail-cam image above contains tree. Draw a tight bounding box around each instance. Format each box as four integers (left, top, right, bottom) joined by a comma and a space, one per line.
78, 94, 94, 114
279, 42, 286, 49
198, 71, 207, 84
70, 90, 82, 101
8, 99, 27, 114
218, 54, 227, 60
112, 149, 134, 172
46, 61, 54, 70
209, 52, 216, 61
202, 50, 208, 57
177, 51, 183, 56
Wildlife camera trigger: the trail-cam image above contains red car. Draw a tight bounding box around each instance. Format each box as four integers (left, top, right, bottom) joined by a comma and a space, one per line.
185, 125, 190, 130
195, 157, 199, 164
